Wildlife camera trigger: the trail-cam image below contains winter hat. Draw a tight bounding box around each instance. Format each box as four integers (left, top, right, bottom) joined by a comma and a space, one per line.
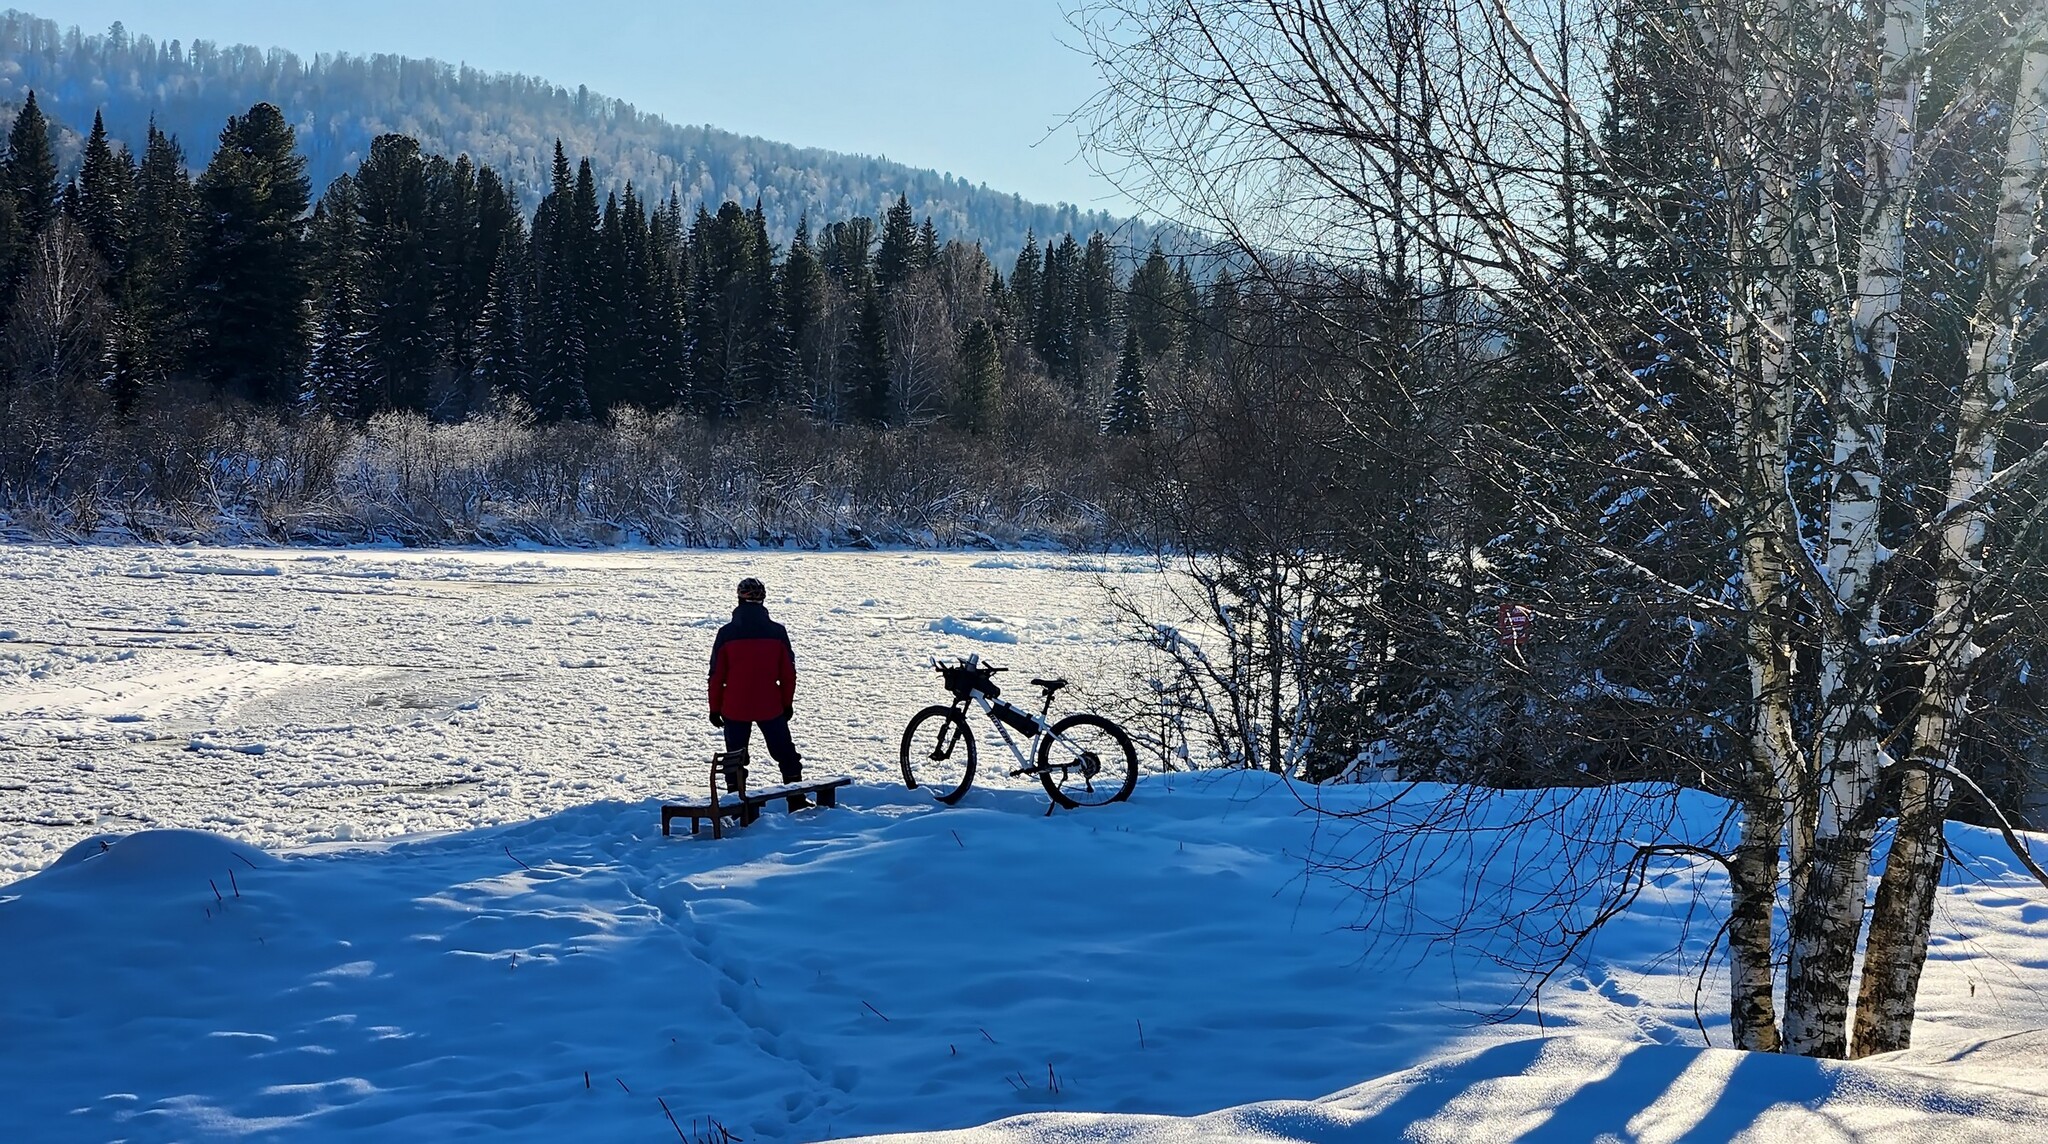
737, 577, 767, 602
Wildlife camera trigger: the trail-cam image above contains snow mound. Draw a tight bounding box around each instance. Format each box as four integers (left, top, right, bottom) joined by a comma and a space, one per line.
930, 616, 1019, 643
44, 828, 280, 887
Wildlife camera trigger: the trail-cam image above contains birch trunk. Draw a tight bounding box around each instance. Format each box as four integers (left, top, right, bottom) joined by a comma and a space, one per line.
1782, 0, 1922, 1059
1852, 38, 2048, 1059
1712, 0, 1810, 1047
1713, 0, 1806, 1051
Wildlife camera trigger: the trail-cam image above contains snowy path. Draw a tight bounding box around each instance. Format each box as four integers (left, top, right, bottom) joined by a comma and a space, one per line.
0, 544, 1160, 880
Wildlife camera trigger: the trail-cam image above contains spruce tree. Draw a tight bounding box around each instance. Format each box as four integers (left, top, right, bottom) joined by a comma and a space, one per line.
875, 194, 917, 293
2, 89, 60, 324
745, 198, 785, 407
128, 120, 193, 396
69, 110, 138, 405
1009, 230, 1041, 331
1126, 242, 1178, 358
1033, 234, 1080, 388
1104, 327, 1151, 436
308, 272, 372, 419
822, 216, 874, 288
584, 190, 630, 415
985, 269, 1012, 345
781, 215, 825, 403
427, 153, 485, 406
957, 317, 1002, 435
354, 134, 436, 414
1081, 232, 1116, 341
71, 111, 134, 279
915, 217, 939, 272
474, 232, 529, 407
527, 143, 591, 420
847, 283, 892, 426
5, 90, 60, 240
187, 103, 312, 406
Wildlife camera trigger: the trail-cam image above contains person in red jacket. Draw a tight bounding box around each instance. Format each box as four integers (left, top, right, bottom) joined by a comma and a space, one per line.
708, 576, 802, 797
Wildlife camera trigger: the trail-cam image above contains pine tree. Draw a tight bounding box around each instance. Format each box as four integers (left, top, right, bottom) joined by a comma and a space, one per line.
875, 194, 918, 293
915, 217, 939, 272
187, 103, 312, 405
957, 316, 1002, 435
1104, 327, 1151, 436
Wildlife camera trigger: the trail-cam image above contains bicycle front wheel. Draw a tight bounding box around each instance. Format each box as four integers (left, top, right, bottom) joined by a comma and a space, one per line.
900, 705, 976, 804
1036, 713, 1137, 808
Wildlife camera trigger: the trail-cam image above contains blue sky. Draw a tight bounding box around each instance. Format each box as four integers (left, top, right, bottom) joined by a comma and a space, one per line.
43, 1, 1129, 211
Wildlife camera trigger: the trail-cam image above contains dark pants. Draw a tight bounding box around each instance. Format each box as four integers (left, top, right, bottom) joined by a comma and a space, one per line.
723, 715, 802, 784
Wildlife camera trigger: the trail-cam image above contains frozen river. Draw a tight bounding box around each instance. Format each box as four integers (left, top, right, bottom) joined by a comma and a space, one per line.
0, 544, 1160, 880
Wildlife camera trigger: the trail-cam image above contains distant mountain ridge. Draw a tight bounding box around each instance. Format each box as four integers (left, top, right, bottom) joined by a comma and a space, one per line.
0, 8, 1157, 267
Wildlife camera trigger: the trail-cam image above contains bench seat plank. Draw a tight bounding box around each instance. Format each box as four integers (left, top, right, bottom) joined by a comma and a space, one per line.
662, 777, 851, 835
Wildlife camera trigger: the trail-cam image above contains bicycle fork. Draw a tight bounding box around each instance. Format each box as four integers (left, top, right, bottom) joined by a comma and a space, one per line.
902, 703, 970, 791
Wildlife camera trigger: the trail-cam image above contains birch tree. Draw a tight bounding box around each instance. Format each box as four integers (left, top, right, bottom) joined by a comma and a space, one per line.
1078, 0, 2048, 1058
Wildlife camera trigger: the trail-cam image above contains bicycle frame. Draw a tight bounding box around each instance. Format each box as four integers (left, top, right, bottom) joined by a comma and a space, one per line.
944, 685, 1061, 777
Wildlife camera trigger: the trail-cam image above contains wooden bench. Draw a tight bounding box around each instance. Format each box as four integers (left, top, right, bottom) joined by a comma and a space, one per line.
662, 777, 851, 836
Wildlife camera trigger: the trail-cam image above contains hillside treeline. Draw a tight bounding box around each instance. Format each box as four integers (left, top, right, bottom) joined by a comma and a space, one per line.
0, 91, 1212, 548
0, 8, 1152, 269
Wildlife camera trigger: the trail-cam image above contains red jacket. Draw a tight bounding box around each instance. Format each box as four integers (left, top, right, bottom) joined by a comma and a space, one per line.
708, 603, 798, 721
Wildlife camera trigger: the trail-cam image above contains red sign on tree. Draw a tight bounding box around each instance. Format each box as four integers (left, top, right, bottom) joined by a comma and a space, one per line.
1498, 604, 1532, 650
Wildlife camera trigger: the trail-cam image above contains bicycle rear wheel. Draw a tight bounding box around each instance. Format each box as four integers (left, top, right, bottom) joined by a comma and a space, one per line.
900, 705, 976, 804
1036, 713, 1137, 808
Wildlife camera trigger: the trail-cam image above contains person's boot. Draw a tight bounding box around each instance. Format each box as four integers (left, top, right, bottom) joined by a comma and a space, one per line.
781, 755, 809, 810
720, 751, 749, 797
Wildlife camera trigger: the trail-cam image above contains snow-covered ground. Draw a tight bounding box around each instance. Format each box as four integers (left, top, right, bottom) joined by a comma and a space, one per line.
5, 544, 2048, 1142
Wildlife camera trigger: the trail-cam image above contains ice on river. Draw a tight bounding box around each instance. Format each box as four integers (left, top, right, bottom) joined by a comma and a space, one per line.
0, 544, 1159, 880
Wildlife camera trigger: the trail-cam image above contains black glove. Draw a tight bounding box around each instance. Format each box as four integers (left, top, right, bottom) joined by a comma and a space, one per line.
782, 706, 794, 722
708, 712, 724, 728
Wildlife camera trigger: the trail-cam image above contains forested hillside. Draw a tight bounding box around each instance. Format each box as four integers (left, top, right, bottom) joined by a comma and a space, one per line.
0, 8, 1150, 269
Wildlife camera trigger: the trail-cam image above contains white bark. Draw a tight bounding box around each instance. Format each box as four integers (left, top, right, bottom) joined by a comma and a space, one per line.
1712, 0, 1810, 1053
1784, 0, 1923, 1060
1854, 36, 2048, 1058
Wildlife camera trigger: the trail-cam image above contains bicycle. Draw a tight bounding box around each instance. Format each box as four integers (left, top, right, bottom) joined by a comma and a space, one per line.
899, 655, 1138, 809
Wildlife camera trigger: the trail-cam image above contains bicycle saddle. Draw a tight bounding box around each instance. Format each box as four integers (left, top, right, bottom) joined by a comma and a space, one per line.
1031, 677, 1069, 693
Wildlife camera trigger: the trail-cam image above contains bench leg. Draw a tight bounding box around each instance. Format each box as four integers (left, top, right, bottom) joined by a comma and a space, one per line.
662, 808, 675, 837
817, 785, 838, 809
